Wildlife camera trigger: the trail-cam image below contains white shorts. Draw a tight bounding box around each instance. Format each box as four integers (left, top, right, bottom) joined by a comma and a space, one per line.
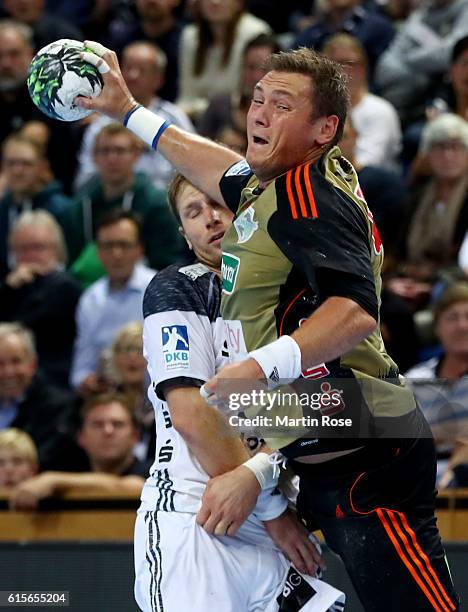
134, 509, 345, 612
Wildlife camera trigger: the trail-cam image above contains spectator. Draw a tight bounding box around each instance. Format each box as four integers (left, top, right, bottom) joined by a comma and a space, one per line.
66, 124, 185, 285
406, 115, 468, 267
177, 0, 271, 119
0, 19, 79, 191
198, 33, 281, 139
0, 428, 38, 488
70, 209, 155, 395
406, 282, 468, 487
0, 134, 71, 279
105, 0, 184, 101
0, 211, 81, 388
292, 0, 395, 81
2, 0, 82, 50
214, 123, 248, 155
402, 35, 468, 165
7, 392, 149, 511
375, 0, 468, 124
338, 116, 408, 250
110, 322, 154, 461
0, 323, 79, 471
323, 33, 402, 172
75, 41, 194, 191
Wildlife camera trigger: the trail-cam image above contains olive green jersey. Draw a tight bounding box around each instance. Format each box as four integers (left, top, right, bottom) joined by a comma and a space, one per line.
219, 150, 421, 455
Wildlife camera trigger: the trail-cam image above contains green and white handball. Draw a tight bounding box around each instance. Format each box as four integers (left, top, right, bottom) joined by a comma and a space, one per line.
27, 39, 103, 122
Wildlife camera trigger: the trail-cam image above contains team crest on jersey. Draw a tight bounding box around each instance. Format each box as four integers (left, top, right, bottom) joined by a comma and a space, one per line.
162, 325, 189, 370
234, 207, 258, 244
225, 159, 251, 177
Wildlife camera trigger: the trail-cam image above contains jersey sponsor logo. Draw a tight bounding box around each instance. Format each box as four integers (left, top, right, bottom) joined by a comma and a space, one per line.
233, 206, 258, 244
224, 320, 248, 360
225, 159, 251, 177
276, 567, 317, 611
221, 252, 240, 294
162, 325, 189, 370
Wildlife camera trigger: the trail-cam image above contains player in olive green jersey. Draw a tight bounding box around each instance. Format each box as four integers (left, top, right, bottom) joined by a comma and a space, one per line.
78, 42, 459, 611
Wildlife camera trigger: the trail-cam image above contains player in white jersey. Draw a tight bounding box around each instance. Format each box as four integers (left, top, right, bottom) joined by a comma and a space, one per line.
134, 173, 345, 612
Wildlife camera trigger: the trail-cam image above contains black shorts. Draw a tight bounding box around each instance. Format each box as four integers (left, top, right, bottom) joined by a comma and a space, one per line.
290, 438, 460, 612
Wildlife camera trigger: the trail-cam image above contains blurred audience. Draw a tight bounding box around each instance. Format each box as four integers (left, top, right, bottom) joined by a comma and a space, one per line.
323, 33, 402, 172
0, 428, 38, 488
7, 392, 149, 510
105, 0, 184, 101
66, 123, 185, 284
376, 0, 468, 124
70, 209, 155, 396
394, 114, 468, 305
406, 283, 468, 488
0, 134, 70, 279
0, 323, 78, 471
177, 0, 271, 119
75, 41, 194, 191
338, 117, 408, 250
109, 322, 154, 461
0, 211, 82, 388
292, 0, 395, 81
198, 33, 281, 138
2, 0, 82, 50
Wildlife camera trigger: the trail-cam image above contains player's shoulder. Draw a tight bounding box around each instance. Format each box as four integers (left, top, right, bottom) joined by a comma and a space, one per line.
143, 263, 221, 320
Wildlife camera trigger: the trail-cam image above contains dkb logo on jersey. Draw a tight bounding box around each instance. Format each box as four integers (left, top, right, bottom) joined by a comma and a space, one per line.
162, 325, 189, 371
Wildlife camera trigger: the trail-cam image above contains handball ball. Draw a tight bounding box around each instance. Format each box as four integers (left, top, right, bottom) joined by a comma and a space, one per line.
27, 39, 103, 122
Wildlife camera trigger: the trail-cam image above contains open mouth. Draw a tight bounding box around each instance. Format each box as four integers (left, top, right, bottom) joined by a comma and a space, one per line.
209, 231, 225, 244
252, 136, 268, 145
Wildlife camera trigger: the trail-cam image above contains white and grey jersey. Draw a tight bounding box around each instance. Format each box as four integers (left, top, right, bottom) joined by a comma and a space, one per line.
140, 262, 227, 513
140, 262, 287, 523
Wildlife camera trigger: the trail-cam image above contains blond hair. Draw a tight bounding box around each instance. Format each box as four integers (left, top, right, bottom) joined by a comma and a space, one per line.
0, 428, 38, 465
10, 209, 68, 265
0, 322, 36, 360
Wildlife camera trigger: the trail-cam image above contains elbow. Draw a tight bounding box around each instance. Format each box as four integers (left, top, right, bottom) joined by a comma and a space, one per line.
171, 406, 202, 443
359, 308, 378, 339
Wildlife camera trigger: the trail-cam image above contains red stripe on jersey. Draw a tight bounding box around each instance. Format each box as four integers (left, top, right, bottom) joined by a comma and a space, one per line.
286, 169, 298, 219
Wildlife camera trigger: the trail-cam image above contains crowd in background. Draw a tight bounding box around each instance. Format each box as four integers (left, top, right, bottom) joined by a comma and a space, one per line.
0, 0, 468, 507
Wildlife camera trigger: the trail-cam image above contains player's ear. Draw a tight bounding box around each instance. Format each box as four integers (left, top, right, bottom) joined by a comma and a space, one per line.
315, 115, 339, 146
179, 226, 192, 250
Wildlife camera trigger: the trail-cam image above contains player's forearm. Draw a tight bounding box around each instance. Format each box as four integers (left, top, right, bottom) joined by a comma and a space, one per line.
291, 296, 376, 369
156, 125, 241, 205
167, 388, 249, 476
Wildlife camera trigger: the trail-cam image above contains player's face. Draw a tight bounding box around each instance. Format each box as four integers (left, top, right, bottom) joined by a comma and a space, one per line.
177, 183, 234, 271
0, 448, 36, 488
436, 300, 468, 356
246, 71, 336, 184
78, 402, 138, 465
0, 334, 37, 401
96, 219, 143, 285
10, 225, 58, 270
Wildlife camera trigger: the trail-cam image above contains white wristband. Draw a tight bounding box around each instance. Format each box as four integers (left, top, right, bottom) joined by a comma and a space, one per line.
123, 105, 171, 149
249, 335, 302, 389
242, 452, 277, 490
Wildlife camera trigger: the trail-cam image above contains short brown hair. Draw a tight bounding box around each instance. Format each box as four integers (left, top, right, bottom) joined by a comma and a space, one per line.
94, 122, 144, 154
80, 392, 138, 428
263, 47, 349, 146
434, 282, 468, 323
167, 172, 194, 225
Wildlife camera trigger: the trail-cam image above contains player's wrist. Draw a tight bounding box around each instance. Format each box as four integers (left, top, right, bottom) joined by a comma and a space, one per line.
248, 335, 302, 389
242, 452, 277, 491
123, 105, 171, 150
